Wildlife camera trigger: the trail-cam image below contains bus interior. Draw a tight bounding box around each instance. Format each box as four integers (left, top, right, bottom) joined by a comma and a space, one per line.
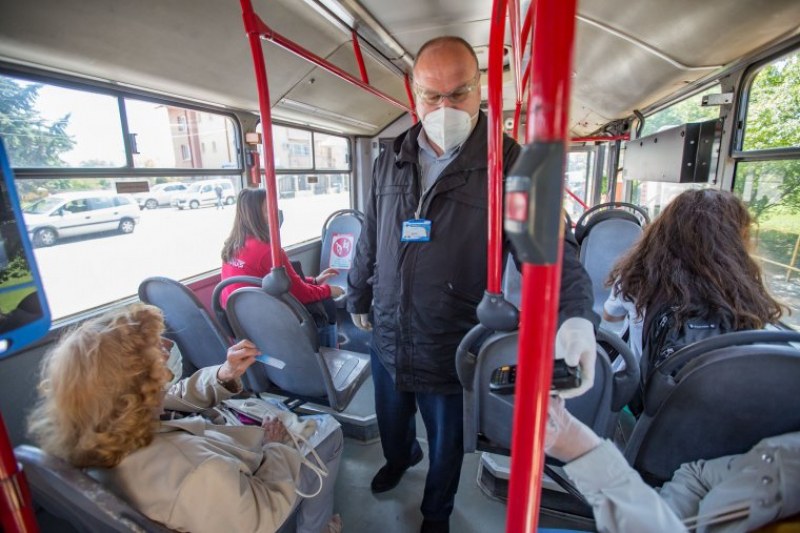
1, 0, 800, 531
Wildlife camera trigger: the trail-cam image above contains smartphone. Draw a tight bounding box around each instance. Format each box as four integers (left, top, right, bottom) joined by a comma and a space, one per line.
0, 138, 51, 357
489, 360, 581, 395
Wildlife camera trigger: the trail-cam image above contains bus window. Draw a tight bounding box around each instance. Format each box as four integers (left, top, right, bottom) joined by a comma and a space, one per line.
733, 49, 800, 328
262, 124, 352, 247
564, 150, 595, 221
1, 72, 243, 320
627, 85, 721, 217
125, 99, 239, 170
0, 75, 126, 168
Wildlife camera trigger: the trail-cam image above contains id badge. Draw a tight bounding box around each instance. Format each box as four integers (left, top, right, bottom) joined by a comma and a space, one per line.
401, 219, 432, 242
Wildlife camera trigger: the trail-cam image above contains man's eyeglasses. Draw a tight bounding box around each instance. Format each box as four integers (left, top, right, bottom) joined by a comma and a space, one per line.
414, 76, 480, 106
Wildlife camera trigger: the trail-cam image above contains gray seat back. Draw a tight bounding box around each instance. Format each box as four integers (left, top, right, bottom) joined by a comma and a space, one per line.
226, 287, 370, 411
460, 329, 617, 454
14, 444, 173, 533
320, 209, 364, 290
625, 330, 800, 485
138, 277, 230, 378
501, 259, 522, 309
578, 217, 643, 316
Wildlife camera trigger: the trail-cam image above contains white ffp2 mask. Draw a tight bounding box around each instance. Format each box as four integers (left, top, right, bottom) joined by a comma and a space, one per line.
421, 107, 477, 153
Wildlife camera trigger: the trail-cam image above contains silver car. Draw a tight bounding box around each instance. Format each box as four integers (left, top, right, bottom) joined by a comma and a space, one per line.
23, 191, 141, 247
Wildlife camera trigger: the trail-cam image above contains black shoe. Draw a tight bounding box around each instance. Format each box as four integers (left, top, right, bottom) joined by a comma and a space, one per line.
420, 519, 449, 533
370, 447, 424, 493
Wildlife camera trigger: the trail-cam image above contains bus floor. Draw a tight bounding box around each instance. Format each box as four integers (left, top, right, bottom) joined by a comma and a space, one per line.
334, 413, 594, 533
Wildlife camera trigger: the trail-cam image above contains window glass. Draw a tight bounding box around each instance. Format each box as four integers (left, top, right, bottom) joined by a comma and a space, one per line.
640, 85, 720, 138
278, 173, 351, 246
742, 50, 800, 151
564, 151, 594, 221
17, 176, 240, 319
0, 74, 126, 168
125, 99, 239, 169
273, 125, 313, 169
734, 160, 800, 329
314, 133, 350, 170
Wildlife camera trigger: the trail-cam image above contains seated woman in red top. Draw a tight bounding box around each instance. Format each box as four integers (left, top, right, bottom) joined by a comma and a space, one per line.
220, 188, 344, 318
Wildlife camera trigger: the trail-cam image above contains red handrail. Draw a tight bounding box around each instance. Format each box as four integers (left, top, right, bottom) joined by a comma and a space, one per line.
486, 0, 509, 295
571, 134, 630, 143
241, 0, 283, 267
0, 413, 38, 533
403, 73, 418, 124
565, 187, 589, 210
352, 30, 370, 84
251, 12, 412, 114
507, 0, 578, 532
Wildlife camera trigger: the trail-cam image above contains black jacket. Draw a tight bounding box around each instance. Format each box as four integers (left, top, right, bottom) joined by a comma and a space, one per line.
347, 113, 596, 393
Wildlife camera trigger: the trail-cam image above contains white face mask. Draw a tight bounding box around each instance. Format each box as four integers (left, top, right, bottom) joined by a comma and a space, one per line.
421, 107, 477, 153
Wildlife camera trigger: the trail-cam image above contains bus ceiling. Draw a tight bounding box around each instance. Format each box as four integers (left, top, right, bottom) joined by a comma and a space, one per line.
0, 0, 799, 138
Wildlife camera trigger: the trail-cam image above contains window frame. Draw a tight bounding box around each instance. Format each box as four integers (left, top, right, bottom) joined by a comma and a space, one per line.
732, 46, 800, 162
0, 64, 245, 179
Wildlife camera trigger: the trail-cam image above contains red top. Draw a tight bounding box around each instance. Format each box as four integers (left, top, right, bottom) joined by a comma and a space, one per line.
220, 236, 331, 307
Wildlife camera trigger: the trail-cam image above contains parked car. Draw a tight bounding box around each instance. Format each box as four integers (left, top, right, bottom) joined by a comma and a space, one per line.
23, 191, 141, 247
171, 179, 235, 209
133, 182, 188, 209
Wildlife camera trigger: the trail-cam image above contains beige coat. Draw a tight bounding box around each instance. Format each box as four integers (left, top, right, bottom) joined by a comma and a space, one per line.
93, 367, 303, 533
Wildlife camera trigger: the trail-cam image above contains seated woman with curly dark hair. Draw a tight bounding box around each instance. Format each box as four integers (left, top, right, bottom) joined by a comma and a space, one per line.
27, 303, 343, 533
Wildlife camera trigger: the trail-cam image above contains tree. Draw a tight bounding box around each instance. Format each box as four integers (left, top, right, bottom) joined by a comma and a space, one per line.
734, 52, 800, 222
0, 77, 75, 167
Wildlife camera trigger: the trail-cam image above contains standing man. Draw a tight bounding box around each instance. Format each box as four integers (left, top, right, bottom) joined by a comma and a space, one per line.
215, 184, 224, 209
347, 36, 597, 533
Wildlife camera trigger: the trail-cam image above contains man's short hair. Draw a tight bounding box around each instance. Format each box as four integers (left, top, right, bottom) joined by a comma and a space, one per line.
413, 36, 480, 73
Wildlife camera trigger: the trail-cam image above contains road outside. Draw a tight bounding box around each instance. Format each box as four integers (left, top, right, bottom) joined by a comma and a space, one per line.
33, 192, 351, 319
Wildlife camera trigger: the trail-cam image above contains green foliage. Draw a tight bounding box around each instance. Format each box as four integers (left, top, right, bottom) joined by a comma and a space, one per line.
640, 86, 721, 137
735, 51, 800, 224
0, 77, 75, 167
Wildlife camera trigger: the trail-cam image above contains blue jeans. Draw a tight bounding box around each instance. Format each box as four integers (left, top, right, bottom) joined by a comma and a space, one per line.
371, 349, 465, 521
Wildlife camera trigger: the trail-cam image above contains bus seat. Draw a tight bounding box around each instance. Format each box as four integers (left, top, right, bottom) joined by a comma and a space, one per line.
226, 287, 370, 411
14, 444, 174, 533
320, 209, 364, 303
138, 276, 232, 379
458, 326, 638, 454
625, 330, 800, 486
574, 203, 648, 316
319, 209, 370, 352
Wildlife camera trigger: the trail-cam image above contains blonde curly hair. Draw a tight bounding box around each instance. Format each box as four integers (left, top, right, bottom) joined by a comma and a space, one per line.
28, 304, 171, 468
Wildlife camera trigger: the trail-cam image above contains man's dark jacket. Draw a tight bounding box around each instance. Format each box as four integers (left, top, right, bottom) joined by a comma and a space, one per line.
347, 113, 596, 394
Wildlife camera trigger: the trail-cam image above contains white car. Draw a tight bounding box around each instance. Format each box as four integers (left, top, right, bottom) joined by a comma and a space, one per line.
171, 179, 236, 209
23, 191, 141, 247
134, 182, 188, 209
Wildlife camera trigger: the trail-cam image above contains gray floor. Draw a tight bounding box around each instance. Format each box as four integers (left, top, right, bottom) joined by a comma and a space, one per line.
334, 435, 508, 533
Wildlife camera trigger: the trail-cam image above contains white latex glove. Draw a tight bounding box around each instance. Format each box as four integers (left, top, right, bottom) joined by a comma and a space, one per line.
545, 396, 602, 462
554, 317, 596, 399
350, 313, 372, 331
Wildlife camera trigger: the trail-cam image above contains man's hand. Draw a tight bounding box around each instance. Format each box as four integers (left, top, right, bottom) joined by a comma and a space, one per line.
351, 313, 372, 331
315, 267, 339, 285
545, 396, 602, 462
217, 339, 260, 383
554, 317, 596, 399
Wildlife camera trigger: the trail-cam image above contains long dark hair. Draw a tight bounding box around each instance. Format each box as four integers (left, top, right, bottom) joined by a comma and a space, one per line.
221, 188, 270, 262
607, 188, 784, 329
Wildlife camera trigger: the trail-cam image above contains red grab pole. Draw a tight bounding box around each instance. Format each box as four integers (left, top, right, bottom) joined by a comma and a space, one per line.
565, 187, 589, 210
403, 73, 418, 124
241, 0, 284, 268
507, 0, 578, 532
0, 414, 38, 533
486, 0, 509, 295
352, 30, 370, 84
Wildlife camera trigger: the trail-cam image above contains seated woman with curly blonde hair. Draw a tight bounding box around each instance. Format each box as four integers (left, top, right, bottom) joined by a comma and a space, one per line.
27, 303, 343, 533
